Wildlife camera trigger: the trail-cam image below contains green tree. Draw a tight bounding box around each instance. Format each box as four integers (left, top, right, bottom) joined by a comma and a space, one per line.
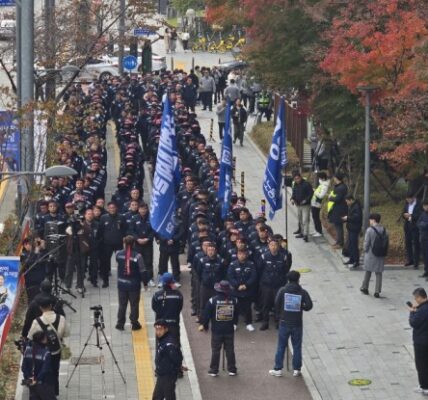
171, 0, 204, 14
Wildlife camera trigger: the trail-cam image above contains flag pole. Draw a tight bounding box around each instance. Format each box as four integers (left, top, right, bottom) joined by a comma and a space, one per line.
284, 183, 288, 244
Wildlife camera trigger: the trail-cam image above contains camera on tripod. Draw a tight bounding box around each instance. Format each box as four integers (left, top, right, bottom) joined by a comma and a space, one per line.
90, 305, 105, 329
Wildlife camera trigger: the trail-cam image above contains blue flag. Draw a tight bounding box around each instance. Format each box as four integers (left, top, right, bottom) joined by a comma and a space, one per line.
263, 97, 288, 219
150, 97, 181, 239
218, 101, 233, 219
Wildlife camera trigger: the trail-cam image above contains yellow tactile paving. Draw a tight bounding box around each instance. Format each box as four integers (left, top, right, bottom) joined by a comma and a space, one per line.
0, 173, 9, 204
132, 295, 155, 400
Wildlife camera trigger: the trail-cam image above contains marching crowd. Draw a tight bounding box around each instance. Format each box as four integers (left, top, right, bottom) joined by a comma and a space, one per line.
14, 62, 428, 399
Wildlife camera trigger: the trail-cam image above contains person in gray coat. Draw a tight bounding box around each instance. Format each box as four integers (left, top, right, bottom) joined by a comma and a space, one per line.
199, 70, 216, 111
360, 213, 388, 298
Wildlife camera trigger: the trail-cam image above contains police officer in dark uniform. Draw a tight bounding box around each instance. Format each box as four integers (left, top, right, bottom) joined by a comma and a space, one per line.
258, 234, 292, 331
152, 272, 183, 347
202, 280, 238, 377
115, 236, 148, 331
152, 319, 184, 400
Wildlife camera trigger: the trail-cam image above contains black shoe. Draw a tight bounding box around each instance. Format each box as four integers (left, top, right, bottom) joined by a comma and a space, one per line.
202, 108, 207, 110
91, 280, 98, 288
254, 314, 262, 322
102, 281, 109, 288
293, 230, 301, 235
295, 234, 304, 239
177, 370, 184, 379
115, 324, 124, 331
404, 262, 414, 267
414, 264, 419, 269
191, 310, 197, 316
240, 142, 243, 147
132, 322, 142, 331
209, 108, 212, 111
303, 236, 308, 242
419, 273, 428, 278
360, 288, 369, 295
374, 292, 380, 298
349, 263, 359, 269
260, 323, 269, 331
208, 370, 219, 377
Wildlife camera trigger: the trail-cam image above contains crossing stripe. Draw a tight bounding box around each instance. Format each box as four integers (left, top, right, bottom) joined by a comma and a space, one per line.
132, 295, 155, 400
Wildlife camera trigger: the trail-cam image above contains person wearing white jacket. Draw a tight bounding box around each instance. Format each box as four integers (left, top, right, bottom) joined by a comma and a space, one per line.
310, 172, 330, 237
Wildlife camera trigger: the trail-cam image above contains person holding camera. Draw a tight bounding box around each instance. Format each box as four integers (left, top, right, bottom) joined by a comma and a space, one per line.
115, 235, 148, 331
21, 331, 57, 399
28, 296, 70, 396
408, 287, 428, 395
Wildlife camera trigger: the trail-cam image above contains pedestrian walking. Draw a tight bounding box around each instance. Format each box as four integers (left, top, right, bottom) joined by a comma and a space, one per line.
402, 192, 422, 268
360, 213, 389, 298
408, 287, 428, 396
327, 172, 348, 248
342, 195, 363, 268
152, 319, 184, 400
231, 98, 247, 146
269, 271, 313, 377
199, 70, 216, 111
417, 200, 428, 279
202, 280, 238, 377
182, 77, 198, 112
216, 99, 226, 140
291, 173, 313, 242
224, 79, 241, 103
310, 171, 330, 237
181, 30, 190, 52
115, 235, 148, 331
170, 28, 178, 52
164, 28, 171, 53
28, 295, 70, 396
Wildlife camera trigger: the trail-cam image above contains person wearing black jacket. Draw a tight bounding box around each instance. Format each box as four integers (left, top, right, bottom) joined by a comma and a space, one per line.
342, 195, 363, 268
417, 200, 428, 278
269, 271, 313, 377
408, 287, 428, 395
97, 202, 127, 288
291, 174, 313, 242
152, 273, 183, 346
152, 319, 183, 400
182, 77, 198, 112
231, 99, 248, 146
402, 193, 422, 268
328, 173, 348, 248
202, 280, 238, 376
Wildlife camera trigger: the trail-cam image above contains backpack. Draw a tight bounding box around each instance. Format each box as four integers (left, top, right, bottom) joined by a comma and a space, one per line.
36, 315, 62, 354
371, 226, 389, 257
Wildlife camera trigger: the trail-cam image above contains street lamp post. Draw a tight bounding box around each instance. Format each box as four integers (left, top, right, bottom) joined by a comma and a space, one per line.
357, 85, 378, 233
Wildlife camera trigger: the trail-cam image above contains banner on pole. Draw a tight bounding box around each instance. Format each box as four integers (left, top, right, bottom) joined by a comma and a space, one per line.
218, 101, 233, 219
0, 111, 20, 171
150, 96, 181, 239
262, 97, 287, 219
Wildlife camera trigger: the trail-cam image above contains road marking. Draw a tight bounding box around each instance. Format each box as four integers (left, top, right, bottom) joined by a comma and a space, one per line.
132, 295, 155, 400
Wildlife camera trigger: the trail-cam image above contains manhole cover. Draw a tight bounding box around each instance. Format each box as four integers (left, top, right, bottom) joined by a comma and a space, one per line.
297, 268, 312, 273
348, 379, 372, 386
69, 356, 101, 365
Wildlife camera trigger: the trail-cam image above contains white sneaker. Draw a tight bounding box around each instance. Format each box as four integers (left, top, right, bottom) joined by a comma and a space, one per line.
246, 324, 255, 332
174, 282, 182, 288
233, 324, 237, 331
414, 387, 424, 394
228, 371, 237, 376
312, 232, 322, 238
293, 370, 302, 377
269, 369, 283, 377
148, 280, 156, 287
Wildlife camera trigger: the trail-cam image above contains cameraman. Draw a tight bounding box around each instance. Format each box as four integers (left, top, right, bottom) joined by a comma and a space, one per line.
21, 331, 56, 399
83, 208, 100, 287
20, 237, 47, 302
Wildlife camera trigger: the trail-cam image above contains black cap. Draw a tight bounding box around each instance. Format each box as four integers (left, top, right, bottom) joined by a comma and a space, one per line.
154, 319, 169, 328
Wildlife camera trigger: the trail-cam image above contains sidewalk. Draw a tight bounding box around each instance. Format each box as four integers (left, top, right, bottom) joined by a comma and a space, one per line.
193, 108, 424, 400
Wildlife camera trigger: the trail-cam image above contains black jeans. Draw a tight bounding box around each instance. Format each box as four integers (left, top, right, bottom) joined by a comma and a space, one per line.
200, 91, 213, 110
88, 249, 99, 284
139, 244, 154, 280
260, 285, 279, 325
152, 375, 177, 400
117, 289, 141, 326
414, 343, 428, 390
191, 269, 200, 314
218, 122, 225, 140
348, 230, 360, 264
199, 285, 215, 319
29, 383, 57, 400
210, 333, 236, 373
158, 250, 180, 280
236, 297, 252, 325
311, 207, 322, 234
51, 353, 61, 395
64, 252, 86, 289
233, 123, 245, 145
421, 235, 428, 274
334, 223, 344, 246
99, 244, 117, 284
405, 226, 420, 265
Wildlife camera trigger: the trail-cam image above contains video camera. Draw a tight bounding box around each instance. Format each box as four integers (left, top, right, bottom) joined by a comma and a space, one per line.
90, 305, 105, 329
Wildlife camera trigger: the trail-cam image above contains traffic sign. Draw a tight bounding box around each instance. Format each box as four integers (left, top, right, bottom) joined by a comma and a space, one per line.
133, 28, 156, 36
0, 0, 15, 5
122, 55, 138, 71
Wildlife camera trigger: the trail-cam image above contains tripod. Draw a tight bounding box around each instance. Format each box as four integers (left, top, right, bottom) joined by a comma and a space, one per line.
66, 312, 126, 398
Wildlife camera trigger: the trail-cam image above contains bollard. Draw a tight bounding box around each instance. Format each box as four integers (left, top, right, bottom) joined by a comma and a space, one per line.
219, 57, 221, 64
192, 57, 195, 71
208, 118, 215, 142
240, 171, 245, 198
261, 199, 266, 218
171, 56, 174, 71
232, 156, 236, 183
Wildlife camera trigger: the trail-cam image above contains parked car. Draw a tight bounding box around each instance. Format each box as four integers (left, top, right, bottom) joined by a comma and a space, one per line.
218, 60, 248, 73
0, 20, 15, 41
61, 58, 120, 82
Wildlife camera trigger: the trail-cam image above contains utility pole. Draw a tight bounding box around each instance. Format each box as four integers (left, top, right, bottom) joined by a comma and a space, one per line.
118, 0, 126, 75
20, 0, 35, 191
15, 2, 22, 218
357, 86, 377, 233
44, 0, 56, 100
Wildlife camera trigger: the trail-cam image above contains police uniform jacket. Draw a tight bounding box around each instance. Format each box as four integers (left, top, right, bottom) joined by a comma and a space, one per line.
197, 255, 225, 288
202, 293, 238, 334
116, 249, 147, 291
155, 332, 183, 377
259, 249, 292, 288
152, 288, 183, 326
227, 260, 257, 298
132, 214, 154, 244
98, 213, 127, 249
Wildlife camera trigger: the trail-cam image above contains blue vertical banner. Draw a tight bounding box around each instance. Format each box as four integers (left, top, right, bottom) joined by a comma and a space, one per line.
218, 101, 233, 219
262, 97, 288, 219
0, 111, 20, 171
0, 256, 20, 348
150, 96, 181, 239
